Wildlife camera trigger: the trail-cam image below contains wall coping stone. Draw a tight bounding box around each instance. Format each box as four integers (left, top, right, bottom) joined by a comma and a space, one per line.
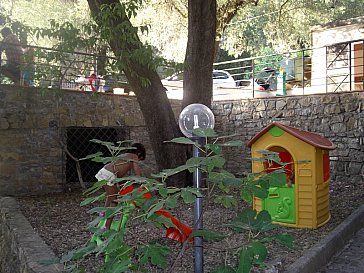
0, 196, 63, 273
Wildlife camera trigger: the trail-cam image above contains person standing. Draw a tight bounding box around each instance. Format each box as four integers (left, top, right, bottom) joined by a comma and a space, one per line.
95, 143, 146, 230
0, 27, 24, 85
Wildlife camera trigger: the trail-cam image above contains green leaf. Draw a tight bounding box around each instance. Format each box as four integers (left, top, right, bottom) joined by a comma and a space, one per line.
106, 259, 131, 273
152, 165, 190, 178
254, 210, 277, 232
230, 209, 277, 233
248, 241, 268, 264
158, 187, 168, 198
60, 242, 97, 263
184, 187, 203, 197
193, 127, 218, 137
165, 137, 196, 145
256, 150, 279, 156
237, 248, 251, 273
255, 176, 270, 189
89, 139, 115, 146
166, 187, 181, 194
103, 242, 133, 272
83, 179, 107, 196
106, 238, 132, 256
147, 201, 165, 218
186, 156, 203, 167
229, 209, 257, 232
191, 229, 225, 241
87, 216, 105, 231
251, 185, 268, 199
222, 177, 243, 188
265, 172, 286, 187
220, 140, 243, 147
79, 151, 104, 161
205, 155, 226, 171
208, 171, 235, 184
181, 188, 196, 203
165, 196, 177, 208
149, 214, 175, 228
214, 195, 237, 208
240, 189, 252, 204
80, 193, 106, 206
138, 243, 171, 269
211, 265, 236, 273
206, 143, 222, 155
88, 206, 109, 215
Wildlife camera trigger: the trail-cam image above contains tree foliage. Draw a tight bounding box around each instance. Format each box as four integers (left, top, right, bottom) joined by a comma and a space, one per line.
221, 0, 364, 57
1, 0, 91, 45
2, 0, 364, 62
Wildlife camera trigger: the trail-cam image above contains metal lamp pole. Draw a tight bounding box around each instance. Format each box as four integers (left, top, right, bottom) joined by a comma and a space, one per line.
192, 135, 203, 273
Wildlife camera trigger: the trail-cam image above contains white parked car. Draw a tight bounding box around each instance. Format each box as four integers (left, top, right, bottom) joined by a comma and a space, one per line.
212, 70, 236, 88
162, 70, 236, 91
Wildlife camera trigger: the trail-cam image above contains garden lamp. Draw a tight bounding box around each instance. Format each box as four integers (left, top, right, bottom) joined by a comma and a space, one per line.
178, 103, 215, 273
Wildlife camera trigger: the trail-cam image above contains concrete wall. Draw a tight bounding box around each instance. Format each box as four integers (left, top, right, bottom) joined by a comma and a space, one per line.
311, 17, 364, 92
311, 17, 364, 48
0, 85, 363, 196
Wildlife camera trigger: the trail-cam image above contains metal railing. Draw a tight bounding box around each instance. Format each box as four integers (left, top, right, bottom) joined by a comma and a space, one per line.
0, 44, 130, 93
213, 39, 364, 98
1, 39, 363, 98
326, 39, 364, 93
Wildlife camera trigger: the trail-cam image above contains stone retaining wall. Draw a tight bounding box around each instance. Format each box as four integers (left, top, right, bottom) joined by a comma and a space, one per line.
212, 91, 364, 185
0, 197, 62, 272
0, 85, 363, 196
0, 85, 180, 196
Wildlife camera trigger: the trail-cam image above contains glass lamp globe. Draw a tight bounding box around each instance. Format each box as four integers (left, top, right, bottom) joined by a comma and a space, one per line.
178, 103, 215, 137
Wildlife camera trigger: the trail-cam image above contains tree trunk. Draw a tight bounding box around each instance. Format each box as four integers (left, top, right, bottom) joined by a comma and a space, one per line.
182, 0, 217, 109
87, 0, 187, 186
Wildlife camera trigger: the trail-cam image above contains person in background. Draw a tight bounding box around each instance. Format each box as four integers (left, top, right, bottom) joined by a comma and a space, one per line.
22, 46, 35, 87
0, 27, 24, 85
95, 143, 146, 230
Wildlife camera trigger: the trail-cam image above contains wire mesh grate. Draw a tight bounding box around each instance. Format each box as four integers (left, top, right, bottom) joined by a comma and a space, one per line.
65, 126, 129, 184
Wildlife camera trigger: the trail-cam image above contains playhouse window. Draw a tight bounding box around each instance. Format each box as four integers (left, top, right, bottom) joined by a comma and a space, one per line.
323, 152, 330, 182
264, 146, 295, 187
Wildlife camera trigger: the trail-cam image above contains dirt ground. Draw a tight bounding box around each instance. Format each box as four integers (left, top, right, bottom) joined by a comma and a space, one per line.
17, 177, 364, 273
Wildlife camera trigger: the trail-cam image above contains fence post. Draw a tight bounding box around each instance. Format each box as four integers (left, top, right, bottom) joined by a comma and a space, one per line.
349, 41, 352, 91
252, 59, 255, 98
302, 49, 305, 95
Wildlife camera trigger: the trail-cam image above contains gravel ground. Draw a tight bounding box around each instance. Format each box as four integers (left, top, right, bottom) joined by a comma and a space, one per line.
17, 177, 364, 273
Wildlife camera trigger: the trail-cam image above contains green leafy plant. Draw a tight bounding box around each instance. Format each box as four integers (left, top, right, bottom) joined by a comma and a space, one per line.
59, 129, 294, 273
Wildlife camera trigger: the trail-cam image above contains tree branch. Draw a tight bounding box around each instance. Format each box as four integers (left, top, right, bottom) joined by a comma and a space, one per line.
278, 0, 291, 24
163, 0, 188, 19
59, 139, 87, 190
215, 0, 259, 55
